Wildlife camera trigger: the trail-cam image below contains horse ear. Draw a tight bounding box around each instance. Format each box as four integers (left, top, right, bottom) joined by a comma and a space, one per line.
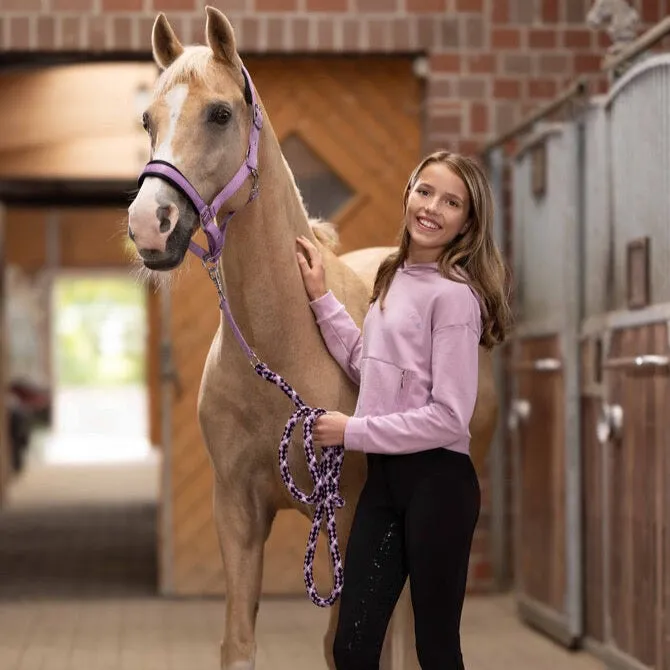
205, 6, 238, 66
152, 13, 184, 70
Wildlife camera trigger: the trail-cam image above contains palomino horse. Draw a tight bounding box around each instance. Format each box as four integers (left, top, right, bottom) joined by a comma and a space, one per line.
127, 7, 498, 669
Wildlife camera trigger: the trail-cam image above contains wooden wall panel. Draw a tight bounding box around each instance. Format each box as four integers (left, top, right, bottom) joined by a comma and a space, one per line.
165, 57, 421, 595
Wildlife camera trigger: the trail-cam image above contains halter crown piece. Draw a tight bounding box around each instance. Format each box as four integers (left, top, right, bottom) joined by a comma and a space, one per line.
136, 65, 346, 608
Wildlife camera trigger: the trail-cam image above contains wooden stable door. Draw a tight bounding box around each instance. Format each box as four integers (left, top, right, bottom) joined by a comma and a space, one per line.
159, 57, 421, 596
510, 336, 570, 640
581, 322, 670, 670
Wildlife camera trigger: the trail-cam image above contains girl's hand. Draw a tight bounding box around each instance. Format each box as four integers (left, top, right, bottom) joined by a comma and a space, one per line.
296, 235, 327, 301
313, 411, 349, 448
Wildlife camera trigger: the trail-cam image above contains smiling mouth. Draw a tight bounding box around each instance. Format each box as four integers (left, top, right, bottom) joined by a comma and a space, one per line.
416, 216, 441, 232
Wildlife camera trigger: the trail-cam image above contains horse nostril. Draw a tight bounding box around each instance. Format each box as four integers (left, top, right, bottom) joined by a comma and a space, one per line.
128, 224, 136, 241
157, 204, 177, 233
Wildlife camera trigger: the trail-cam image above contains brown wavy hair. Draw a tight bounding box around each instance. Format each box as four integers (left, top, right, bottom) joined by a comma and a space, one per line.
370, 150, 513, 349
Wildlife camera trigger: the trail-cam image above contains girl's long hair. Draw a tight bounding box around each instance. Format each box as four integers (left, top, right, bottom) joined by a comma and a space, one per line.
370, 150, 513, 349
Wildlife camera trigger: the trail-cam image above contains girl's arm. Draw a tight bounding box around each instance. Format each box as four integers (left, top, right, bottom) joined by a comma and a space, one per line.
309, 291, 363, 385
343, 322, 479, 454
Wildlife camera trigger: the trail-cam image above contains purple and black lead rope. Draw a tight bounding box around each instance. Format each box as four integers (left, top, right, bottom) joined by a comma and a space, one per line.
254, 362, 345, 608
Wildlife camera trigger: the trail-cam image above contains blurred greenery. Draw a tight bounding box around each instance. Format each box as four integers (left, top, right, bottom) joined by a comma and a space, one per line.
54, 277, 146, 386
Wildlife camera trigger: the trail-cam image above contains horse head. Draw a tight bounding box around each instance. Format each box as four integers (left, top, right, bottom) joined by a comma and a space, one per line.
127, 7, 260, 271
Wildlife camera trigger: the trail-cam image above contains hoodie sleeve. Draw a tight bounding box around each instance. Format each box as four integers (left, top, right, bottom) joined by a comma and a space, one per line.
343, 321, 479, 454
309, 290, 363, 385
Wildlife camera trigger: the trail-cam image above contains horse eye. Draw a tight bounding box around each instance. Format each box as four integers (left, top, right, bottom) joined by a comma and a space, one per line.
208, 105, 231, 125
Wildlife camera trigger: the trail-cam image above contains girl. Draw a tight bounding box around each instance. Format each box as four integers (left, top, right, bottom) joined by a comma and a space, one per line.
296, 150, 511, 669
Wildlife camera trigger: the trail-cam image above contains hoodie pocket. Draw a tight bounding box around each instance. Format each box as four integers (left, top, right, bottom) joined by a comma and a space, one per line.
357, 358, 414, 417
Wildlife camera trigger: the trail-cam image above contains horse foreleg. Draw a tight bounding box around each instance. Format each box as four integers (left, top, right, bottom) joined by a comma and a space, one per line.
214, 477, 274, 670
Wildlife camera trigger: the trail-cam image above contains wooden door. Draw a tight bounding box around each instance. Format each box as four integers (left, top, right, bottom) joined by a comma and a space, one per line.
161, 56, 422, 595
0, 204, 7, 504
510, 337, 569, 639
583, 322, 669, 670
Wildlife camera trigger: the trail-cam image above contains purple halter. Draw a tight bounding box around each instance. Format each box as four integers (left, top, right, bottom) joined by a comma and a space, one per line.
137, 65, 263, 264
135, 65, 346, 608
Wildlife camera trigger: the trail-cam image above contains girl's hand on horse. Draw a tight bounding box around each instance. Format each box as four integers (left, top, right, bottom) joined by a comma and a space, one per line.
313, 411, 349, 448
296, 236, 327, 301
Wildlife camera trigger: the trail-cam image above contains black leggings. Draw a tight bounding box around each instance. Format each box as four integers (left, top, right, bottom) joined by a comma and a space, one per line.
333, 448, 480, 670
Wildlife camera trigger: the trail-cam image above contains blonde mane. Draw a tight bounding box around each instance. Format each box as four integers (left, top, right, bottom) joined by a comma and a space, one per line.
154, 45, 217, 97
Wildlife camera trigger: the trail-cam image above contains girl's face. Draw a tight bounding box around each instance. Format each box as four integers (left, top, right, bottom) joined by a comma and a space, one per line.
404, 162, 471, 263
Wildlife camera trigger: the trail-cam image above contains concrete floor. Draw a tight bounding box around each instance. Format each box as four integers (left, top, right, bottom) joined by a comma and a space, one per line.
0, 447, 605, 670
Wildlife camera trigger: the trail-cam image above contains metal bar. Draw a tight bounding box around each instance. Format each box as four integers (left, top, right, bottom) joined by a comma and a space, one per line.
603, 354, 670, 369
509, 358, 562, 372
487, 147, 510, 589
481, 77, 589, 154
604, 15, 670, 72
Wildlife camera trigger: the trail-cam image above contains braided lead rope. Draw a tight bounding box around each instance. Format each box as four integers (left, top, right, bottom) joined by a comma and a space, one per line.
254, 363, 345, 608
204, 263, 345, 607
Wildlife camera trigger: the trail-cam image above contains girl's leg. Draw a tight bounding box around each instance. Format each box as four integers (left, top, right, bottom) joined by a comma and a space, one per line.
333, 457, 407, 670
404, 452, 481, 670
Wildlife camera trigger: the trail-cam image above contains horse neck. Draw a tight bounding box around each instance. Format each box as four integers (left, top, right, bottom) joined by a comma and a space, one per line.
217, 123, 318, 368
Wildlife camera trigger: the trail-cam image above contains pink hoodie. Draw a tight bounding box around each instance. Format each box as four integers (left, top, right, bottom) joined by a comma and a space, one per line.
309, 262, 481, 456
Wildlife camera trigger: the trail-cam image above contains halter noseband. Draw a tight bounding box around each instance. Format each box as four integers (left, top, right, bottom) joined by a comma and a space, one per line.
137, 65, 263, 264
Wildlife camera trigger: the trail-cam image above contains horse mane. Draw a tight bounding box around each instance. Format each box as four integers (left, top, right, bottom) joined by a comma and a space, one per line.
308, 219, 339, 251
154, 46, 216, 96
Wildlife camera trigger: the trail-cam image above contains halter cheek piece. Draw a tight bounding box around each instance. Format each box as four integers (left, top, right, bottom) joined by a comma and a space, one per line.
135, 66, 345, 609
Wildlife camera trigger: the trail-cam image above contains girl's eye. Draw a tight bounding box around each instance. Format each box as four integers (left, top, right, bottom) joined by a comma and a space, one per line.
141, 112, 150, 132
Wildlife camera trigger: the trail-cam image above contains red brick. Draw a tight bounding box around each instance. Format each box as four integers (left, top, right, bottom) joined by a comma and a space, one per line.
266, 17, 285, 50
491, 27, 521, 49
102, 0, 142, 9
541, 0, 559, 22
290, 17, 309, 50
431, 52, 461, 72
315, 18, 335, 49
342, 18, 361, 50
640, 0, 662, 22
306, 0, 347, 8
37, 16, 56, 49
563, 28, 592, 49
430, 113, 462, 134
458, 139, 482, 156
455, 0, 482, 10
406, 0, 446, 11
537, 52, 571, 75
457, 76, 486, 98
428, 77, 452, 99
528, 28, 556, 49
464, 15, 483, 48
61, 16, 82, 48
0, 0, 41, 8
491, 0, 509, 23
355, 0, 398, 11
112, 16, 133, 49
86, 16, 107, 49
502, 53, 531, 74
368, 18, 389, 50
470, 102, 488, 133
151, 0, 197, 8
528, 78, 558, 98
574, 53, 602, 74
493, 78, 521, 99
440, 16, 459, 47
255, 0, 296, 9
391, 17, 413, 49
8, 17, 31, 49
52, 0, 94, 8
466, 52, 495, 74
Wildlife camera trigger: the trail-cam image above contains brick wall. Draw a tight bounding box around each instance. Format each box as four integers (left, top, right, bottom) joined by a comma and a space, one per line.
1, 0, 667, 155
1, 0, 667, 592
